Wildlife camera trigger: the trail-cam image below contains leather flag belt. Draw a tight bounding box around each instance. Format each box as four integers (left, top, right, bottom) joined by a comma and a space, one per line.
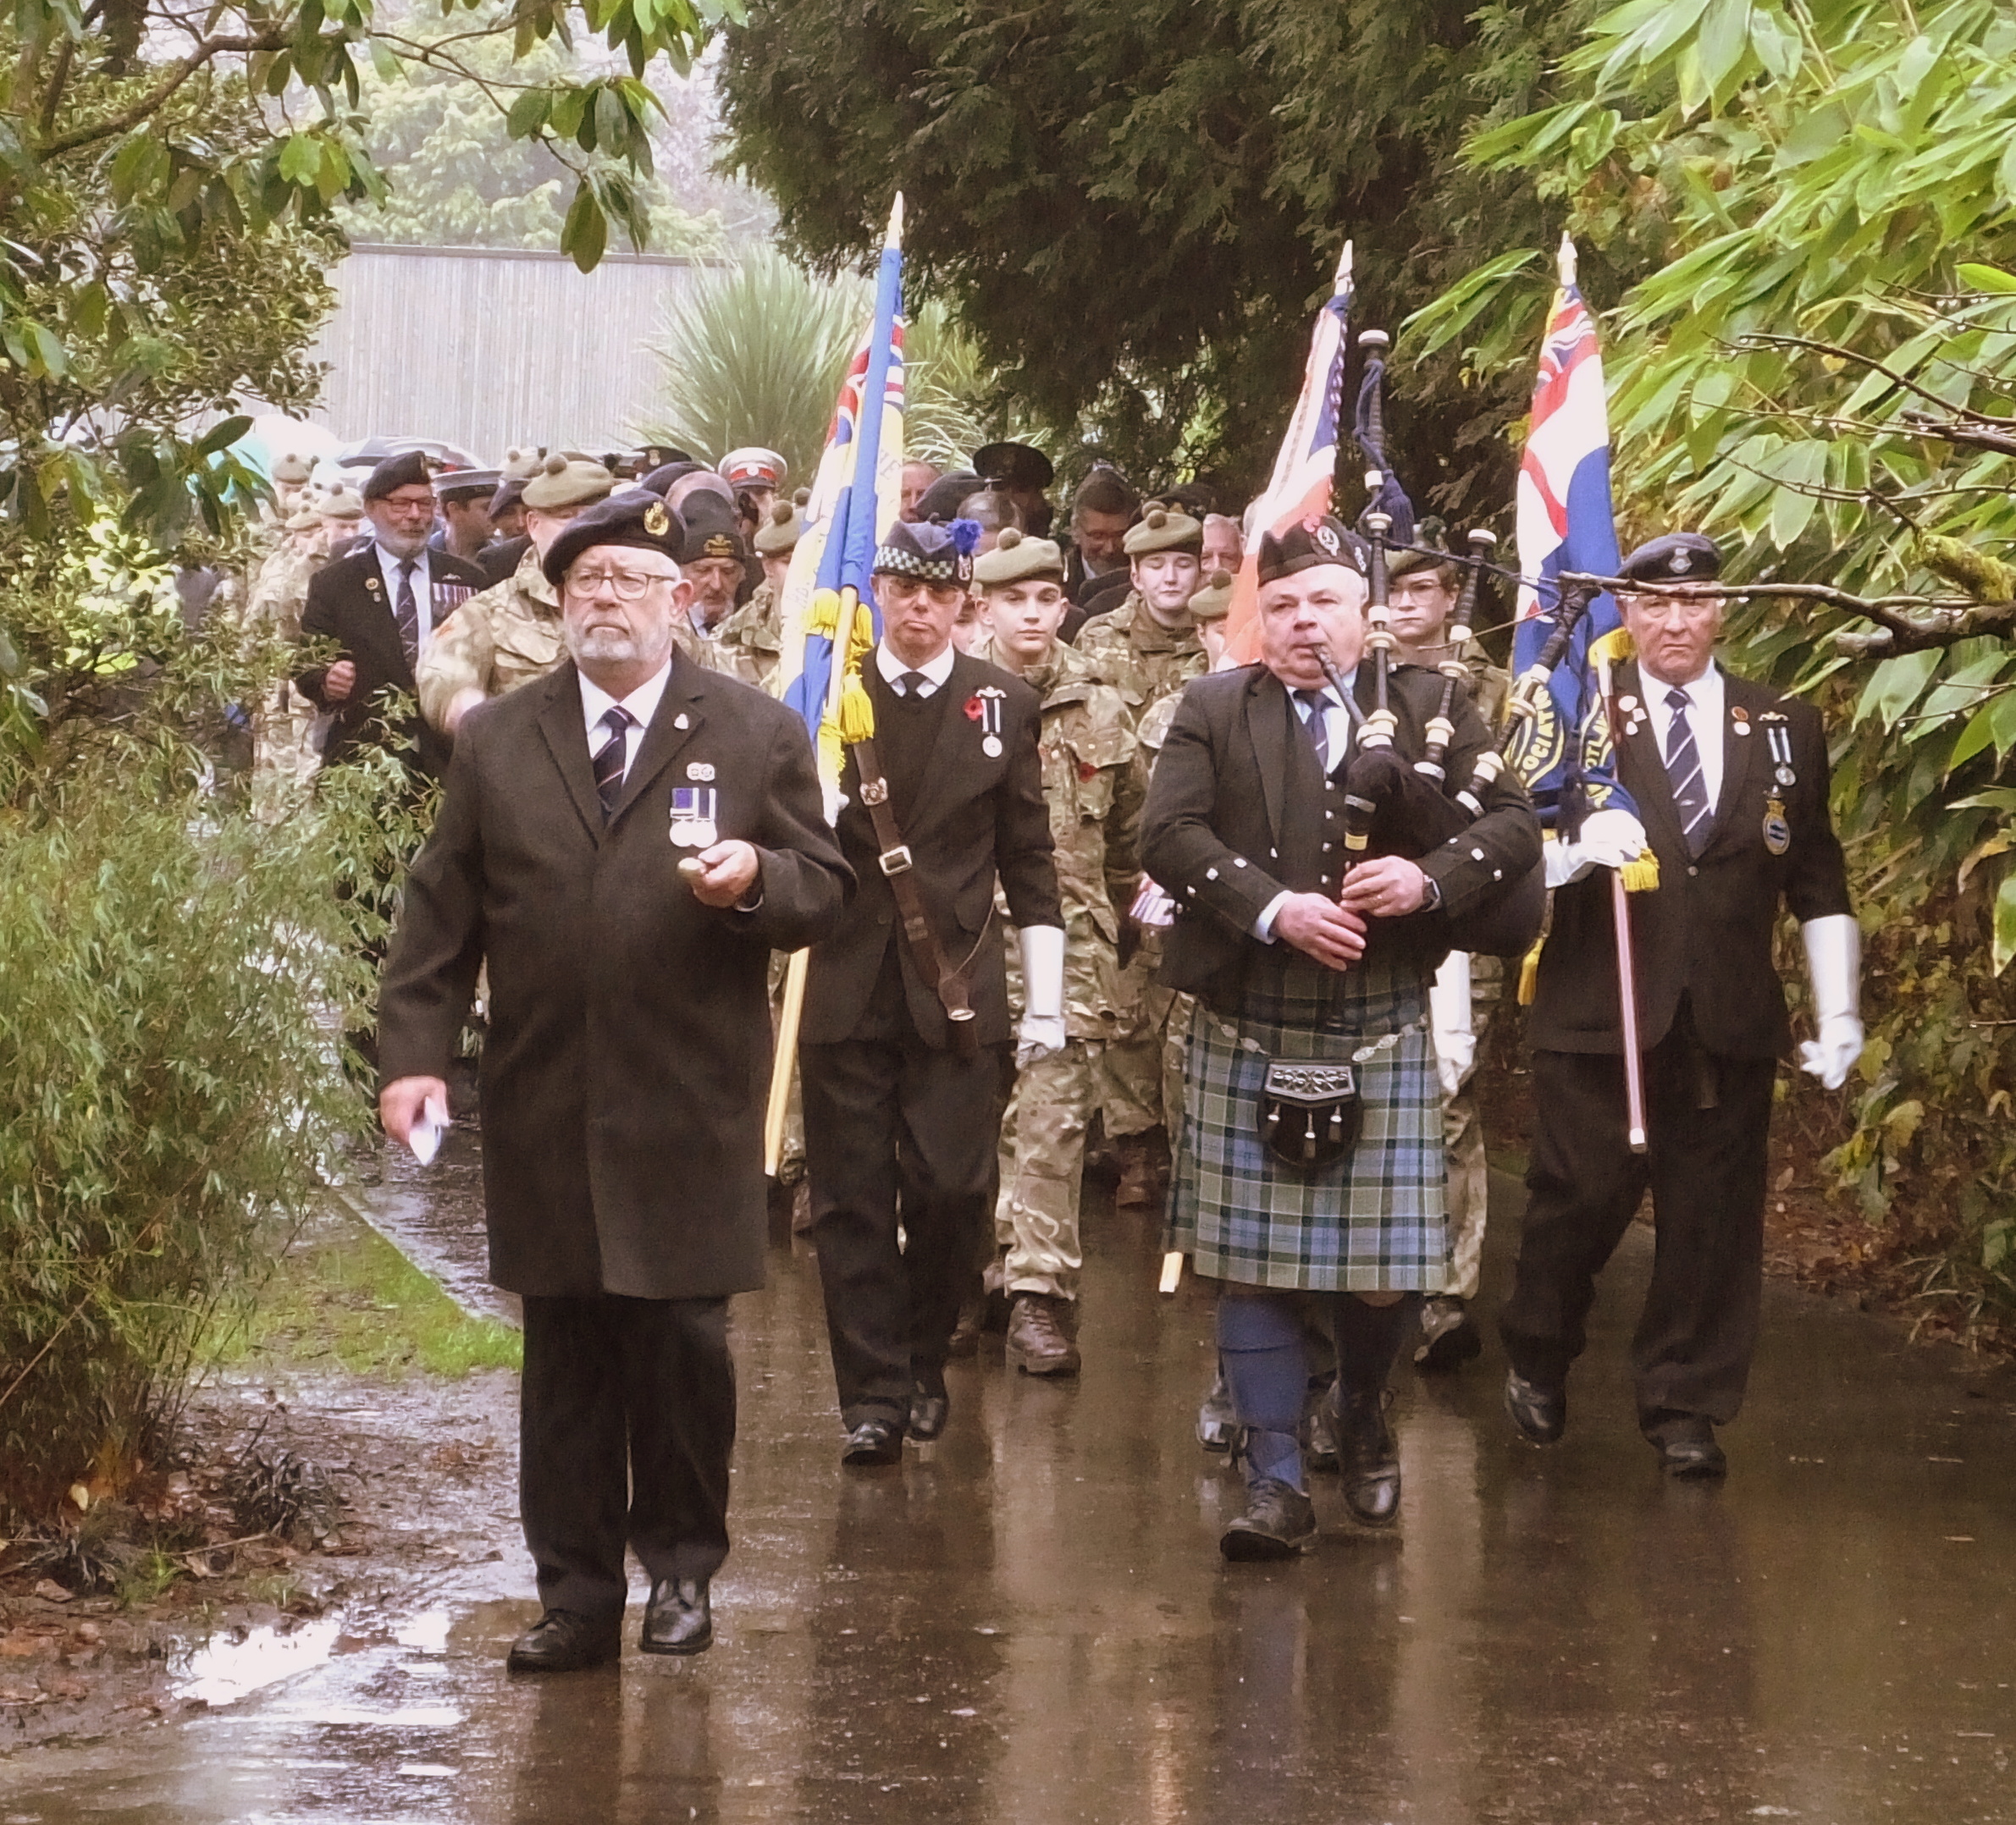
850, 735, 984, 1054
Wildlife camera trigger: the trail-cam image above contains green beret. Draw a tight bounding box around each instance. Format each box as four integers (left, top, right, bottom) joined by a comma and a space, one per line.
522, 454, 614, 512
754, 497, 803, 555
974, 527, 1066, 587
318, 488, 366, 521
362, 449, 432, 502
272, 451, 313, 486
1123, 503, 1203, 558
1186, 567, 1235, 622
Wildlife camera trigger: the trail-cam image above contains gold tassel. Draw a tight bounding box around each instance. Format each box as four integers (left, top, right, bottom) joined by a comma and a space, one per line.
804, 590, 840, 638
1620, 849, 1660, 893
837, 671, 876, 744
1518, 937, 1543, 1006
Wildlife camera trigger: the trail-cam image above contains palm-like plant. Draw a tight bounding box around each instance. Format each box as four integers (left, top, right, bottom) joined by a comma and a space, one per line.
639, 255, 1050, 485
638, 251, 870, 479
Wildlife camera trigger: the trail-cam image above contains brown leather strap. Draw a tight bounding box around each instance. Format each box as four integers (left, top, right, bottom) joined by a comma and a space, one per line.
851, 736, 981, 1053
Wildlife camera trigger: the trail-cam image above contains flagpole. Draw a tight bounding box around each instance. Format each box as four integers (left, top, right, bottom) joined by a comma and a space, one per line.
763, 192, 906, 1180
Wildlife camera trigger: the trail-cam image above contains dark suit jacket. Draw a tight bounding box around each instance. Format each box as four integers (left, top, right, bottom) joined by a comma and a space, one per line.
802, 652, 1062, 1048
377, 656, 853, 1299
1140, 663, 1541, 1010
295, 546, 489, 776
1529, 660, 1850, 1059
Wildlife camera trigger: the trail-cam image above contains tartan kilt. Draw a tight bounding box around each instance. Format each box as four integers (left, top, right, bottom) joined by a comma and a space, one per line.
1168, 954, 1449, 1293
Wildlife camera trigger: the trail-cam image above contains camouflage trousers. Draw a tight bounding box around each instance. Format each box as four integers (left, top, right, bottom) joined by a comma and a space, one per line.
1442, 1083, 1489, 1302
995, 1037, 1151, 1300
1098, 948, 1191, 1145
250, 689, 323, 825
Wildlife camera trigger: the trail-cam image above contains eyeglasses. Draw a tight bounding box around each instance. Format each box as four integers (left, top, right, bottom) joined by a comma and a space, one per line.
378, 493, 437, 517
566, 567, 677, 601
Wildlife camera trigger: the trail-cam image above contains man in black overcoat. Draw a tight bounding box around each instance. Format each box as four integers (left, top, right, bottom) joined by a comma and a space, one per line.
295, 449, 489, 778
1499, 532, 1862, 1478
378, 492, 853, 1671
800, 518, 1064, 1466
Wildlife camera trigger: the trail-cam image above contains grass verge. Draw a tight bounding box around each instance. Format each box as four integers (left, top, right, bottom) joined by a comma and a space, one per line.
212, 1209, 521, 1380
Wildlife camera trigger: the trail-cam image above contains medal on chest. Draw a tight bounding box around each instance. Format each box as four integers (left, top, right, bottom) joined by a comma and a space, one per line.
1762, 796, 1791, 855
669, 785, 718, 848
966, 685, 1007, 758
1763, 717, 1797, 790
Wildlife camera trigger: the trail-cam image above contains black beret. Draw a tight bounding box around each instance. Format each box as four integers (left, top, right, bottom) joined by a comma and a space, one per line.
641, 460, 705, 498
1255, 516, 1369, 586
914, 469, 982, 524
1619, 531, 1722, 583
541, 491, 686, 586
488, 476, 526, 517
677, 489, 750, 563
974, 441, 1055, 491
362, 449, 433, 502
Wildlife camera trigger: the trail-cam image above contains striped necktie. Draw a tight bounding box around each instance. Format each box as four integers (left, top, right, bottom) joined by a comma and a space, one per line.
394, 560, 421, 666
1294, 688, 1330, 773
1663, 686, 1711, 856
593, 705, 634, 819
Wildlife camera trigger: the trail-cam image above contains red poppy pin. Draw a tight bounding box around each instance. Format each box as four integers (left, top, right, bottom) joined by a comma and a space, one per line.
964, 695, 984, 721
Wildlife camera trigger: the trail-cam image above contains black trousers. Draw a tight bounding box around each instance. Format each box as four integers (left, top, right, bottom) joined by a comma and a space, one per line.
801, 1034, 1005, 1427
519, 1293, 734, 1621
1497, 1021, 1775, 1429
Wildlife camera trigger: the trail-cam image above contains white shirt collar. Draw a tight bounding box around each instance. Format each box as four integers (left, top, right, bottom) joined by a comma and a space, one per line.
579, 659, 674, 743
875, 641, 958, 691
375, 541, 428, 593
1643, 657, 1722, 709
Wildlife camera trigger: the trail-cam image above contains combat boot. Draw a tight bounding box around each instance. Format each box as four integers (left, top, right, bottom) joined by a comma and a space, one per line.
1332, 1386, 1401, 1527
1006, 1293, 1082, 1376
1113, 1131, 1170, 1210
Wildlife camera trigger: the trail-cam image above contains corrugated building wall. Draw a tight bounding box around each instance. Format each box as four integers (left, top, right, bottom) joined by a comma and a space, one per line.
302, 244, 715, 463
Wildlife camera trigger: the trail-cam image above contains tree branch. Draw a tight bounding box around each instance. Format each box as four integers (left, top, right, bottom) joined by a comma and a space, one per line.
35, 31, 295, 162
1738, 332, 2008, 426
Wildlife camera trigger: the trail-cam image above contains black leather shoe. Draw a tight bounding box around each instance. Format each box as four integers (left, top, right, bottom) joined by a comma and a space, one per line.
841, 1416, 904, 1466
640, 1578, 712, 1656
1505, 1370, 1566, 1444
1414, 1297, 1483, 1370
1219, 1477, 1317, 1561
505, 1609, 621, 1673
1334, 1387, 1401, 1527
1649, 1415, 1727, 1480
909, 1383, 949, 1442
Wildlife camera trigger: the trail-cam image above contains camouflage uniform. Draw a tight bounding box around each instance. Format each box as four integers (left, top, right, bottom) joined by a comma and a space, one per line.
1076, 597, 1208, 1148
417, 547, 712, 732
977, 634, 1141, 1302
240, 538, 323, 820
714, 579, 782, 692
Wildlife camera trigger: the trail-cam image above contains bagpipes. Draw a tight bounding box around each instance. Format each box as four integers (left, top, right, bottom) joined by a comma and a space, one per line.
1319, 331, 1544, 959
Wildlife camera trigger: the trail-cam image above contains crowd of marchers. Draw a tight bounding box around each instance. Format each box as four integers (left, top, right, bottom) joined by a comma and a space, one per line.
238, 433, 1857, 1670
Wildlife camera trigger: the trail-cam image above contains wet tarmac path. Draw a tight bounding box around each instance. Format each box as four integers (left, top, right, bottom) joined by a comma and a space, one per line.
2, 1138, 2012, 1823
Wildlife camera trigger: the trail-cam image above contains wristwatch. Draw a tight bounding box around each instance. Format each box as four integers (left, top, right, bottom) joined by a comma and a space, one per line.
1419, 874, 1444, 912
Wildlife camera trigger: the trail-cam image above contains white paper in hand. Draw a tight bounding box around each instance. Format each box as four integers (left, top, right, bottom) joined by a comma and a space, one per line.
406, 1094, 450, 1166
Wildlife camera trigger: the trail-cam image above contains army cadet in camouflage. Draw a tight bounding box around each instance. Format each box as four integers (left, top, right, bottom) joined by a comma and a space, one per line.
239, 504, 329, 821
713, 493, 802, 692
1389, 533, 1513, 1371
1077, 505, 1211, 1206
1074, 503, 1207, 711
416, 455, 616, 736
973, 529, 1142, 1376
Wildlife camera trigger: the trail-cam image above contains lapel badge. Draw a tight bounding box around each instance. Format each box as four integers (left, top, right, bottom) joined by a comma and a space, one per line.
365, 576, 382, 593
673, 712, 691, 731
1762, 797, 1791, 856
687, 761, 715, 781
1733, 720, 1753, 736
669, 786, 719, 849
1619, 695, 1638, 713
970, 685, 1007, 758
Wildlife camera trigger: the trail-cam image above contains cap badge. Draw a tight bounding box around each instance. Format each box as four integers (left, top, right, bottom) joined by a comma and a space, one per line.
1670, 550, 1693, 576
1314, 522, 1341, 556
643, 502, 671, 537
704, 534, 737, 559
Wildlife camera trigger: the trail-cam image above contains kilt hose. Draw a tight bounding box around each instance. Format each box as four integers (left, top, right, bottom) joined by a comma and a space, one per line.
1168, 955, 1450, 1293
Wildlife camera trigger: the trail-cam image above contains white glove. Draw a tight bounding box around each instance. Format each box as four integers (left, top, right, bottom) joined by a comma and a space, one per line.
1016, 924, 1068, 1067
1798, 913, 1864, 1089
1429, 950, 1475, 1100
1544, 807, 1651, 888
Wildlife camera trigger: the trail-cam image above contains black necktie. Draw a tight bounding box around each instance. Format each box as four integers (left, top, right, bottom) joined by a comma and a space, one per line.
1663, 686, 1711, 855
593, 705, 634, 819
394, 560, 421, 666
1294, 688, 1330, 773
898, 670, 929, 699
